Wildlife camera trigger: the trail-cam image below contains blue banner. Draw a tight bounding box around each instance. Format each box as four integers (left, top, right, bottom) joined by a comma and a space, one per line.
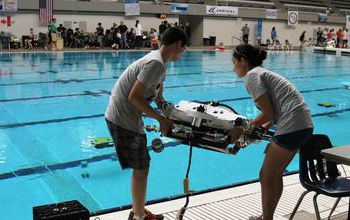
257, 18, 262, 40
169, 3, 189, 14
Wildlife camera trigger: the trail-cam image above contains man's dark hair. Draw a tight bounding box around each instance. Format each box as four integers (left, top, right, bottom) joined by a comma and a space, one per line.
161, 27, 187, 46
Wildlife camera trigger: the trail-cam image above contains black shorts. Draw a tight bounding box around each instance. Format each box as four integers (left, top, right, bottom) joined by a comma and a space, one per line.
106, 119, 150, 170
273, 128, 314, 151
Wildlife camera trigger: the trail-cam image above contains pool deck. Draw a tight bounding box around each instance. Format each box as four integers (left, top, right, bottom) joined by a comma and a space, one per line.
90, 165, 350, 220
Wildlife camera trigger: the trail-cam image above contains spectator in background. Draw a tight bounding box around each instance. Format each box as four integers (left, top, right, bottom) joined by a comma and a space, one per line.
343, 28, 349, 48
179, 22, 184, 30
48, 18, 58, 51
118, 21, 128, 49
127, 28, 136, 49
299, 31, 306, 50
111, 23, 118, 33
327, 29, 333, 41
134, 20, 143, 49
271, 27, 277, 45
96, 22, 104, 47
26, 28, 36, 49
57, 24, 67, 45
73, 28, 83, 48
165, 20, 171, 29
149, 28, 159, 49
241, 24, 250, 44
159, 21, 167, 41
316, 27, 322, 46
185, 22, 191, 47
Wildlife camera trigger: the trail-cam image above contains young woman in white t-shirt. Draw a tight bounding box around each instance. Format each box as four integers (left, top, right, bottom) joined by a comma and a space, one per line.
230, 44, 314, 220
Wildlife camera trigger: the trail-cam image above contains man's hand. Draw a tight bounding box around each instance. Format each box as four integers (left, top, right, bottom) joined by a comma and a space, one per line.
229, 127, 243, 144
158, 116, 172, 136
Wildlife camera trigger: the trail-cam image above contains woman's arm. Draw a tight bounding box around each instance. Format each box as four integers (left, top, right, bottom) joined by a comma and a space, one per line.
251, 92, 274, 126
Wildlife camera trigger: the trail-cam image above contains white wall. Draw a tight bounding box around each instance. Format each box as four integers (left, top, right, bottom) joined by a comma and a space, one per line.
203, 17, 344, 46
1, 13, 344, 47
0, 13, 179, 36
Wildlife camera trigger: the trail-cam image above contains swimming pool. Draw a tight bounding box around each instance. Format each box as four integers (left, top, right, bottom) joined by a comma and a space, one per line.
0, 50, 349, 220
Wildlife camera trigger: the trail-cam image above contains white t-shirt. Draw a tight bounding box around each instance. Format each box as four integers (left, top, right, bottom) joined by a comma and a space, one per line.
134, 24, 143, 36
245, 66, 313, 135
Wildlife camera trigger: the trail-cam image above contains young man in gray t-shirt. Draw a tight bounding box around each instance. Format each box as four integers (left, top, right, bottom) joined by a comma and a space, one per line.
105, 27, 187, 220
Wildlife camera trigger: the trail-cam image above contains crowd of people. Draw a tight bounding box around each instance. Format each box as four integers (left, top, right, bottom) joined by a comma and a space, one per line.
21, 18, 192, 51
316, 27, 349, 48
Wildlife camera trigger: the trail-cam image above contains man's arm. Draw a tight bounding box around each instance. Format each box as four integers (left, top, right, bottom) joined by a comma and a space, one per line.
154, 82, 165, 106
129, 80, 163, 121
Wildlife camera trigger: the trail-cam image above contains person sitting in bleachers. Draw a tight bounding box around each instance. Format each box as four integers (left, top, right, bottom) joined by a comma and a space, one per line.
149, 28, 159, 49
26, 28, 36, 49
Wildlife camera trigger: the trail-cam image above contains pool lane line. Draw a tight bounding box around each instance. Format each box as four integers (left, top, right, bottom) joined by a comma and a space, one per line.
0, 52, 216, 64
0, 69, 229, 87
1, 51, 348, 70
0, 86, 347, 129
0, 103, 347, 181
0, 70, 346, 102
2, 60, 350, 77
0, 141, 181, 181
1, 62, 350, 87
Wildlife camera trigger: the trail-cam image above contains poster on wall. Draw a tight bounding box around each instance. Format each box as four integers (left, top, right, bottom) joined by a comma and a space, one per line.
206, 5, 238, 16
124, 0, 140, 16
347, 15, 350, 30
0, 0, 17, 12
168, 3, 189, 14
318, 13, 328, 22
288, 11, 298, 25
266, 9, 277, 19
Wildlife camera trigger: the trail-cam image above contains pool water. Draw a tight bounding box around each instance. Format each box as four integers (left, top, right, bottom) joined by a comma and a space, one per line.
0, 50, 349, 220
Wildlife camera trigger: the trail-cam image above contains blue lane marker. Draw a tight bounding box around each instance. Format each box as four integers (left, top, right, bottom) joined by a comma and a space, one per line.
0, 141, 181, 181
0, 86, 346, 129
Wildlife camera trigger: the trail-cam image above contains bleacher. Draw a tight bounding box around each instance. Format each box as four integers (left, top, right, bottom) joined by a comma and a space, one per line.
331, 0, 350, 10
216, 0, 276, 9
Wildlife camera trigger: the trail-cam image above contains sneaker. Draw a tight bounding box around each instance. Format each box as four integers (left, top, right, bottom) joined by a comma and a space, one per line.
128, 209, 164, 220
128, 211, 134, 220
248, 215, 263, 220
144, 209, 164, 220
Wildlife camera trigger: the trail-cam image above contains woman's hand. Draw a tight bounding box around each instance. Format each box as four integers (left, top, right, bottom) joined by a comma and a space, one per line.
229, 127, 243, 144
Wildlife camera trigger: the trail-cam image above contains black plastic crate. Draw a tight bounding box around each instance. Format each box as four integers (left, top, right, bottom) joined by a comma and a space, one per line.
33, 200, 89, 220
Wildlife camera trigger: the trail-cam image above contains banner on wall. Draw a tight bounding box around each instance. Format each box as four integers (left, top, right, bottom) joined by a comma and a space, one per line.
206, 5, 238, 16
318, 13, 328, 22
266, 9, 277, 19
347, 15, 350, 30
0, 0, 17, 12
124, 0, 140, 16
169, 3, 189, 14
256, 18, 262, 41
288, 11, 298, 25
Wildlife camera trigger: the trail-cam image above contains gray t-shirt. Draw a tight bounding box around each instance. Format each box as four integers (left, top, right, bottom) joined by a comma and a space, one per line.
105, 50, 166, 133
242, 26, 250, 35
244, 66, 313, 135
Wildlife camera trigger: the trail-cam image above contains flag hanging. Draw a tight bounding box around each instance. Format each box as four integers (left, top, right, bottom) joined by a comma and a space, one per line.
39, 0, 53, 26
0, 16, 11, 27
